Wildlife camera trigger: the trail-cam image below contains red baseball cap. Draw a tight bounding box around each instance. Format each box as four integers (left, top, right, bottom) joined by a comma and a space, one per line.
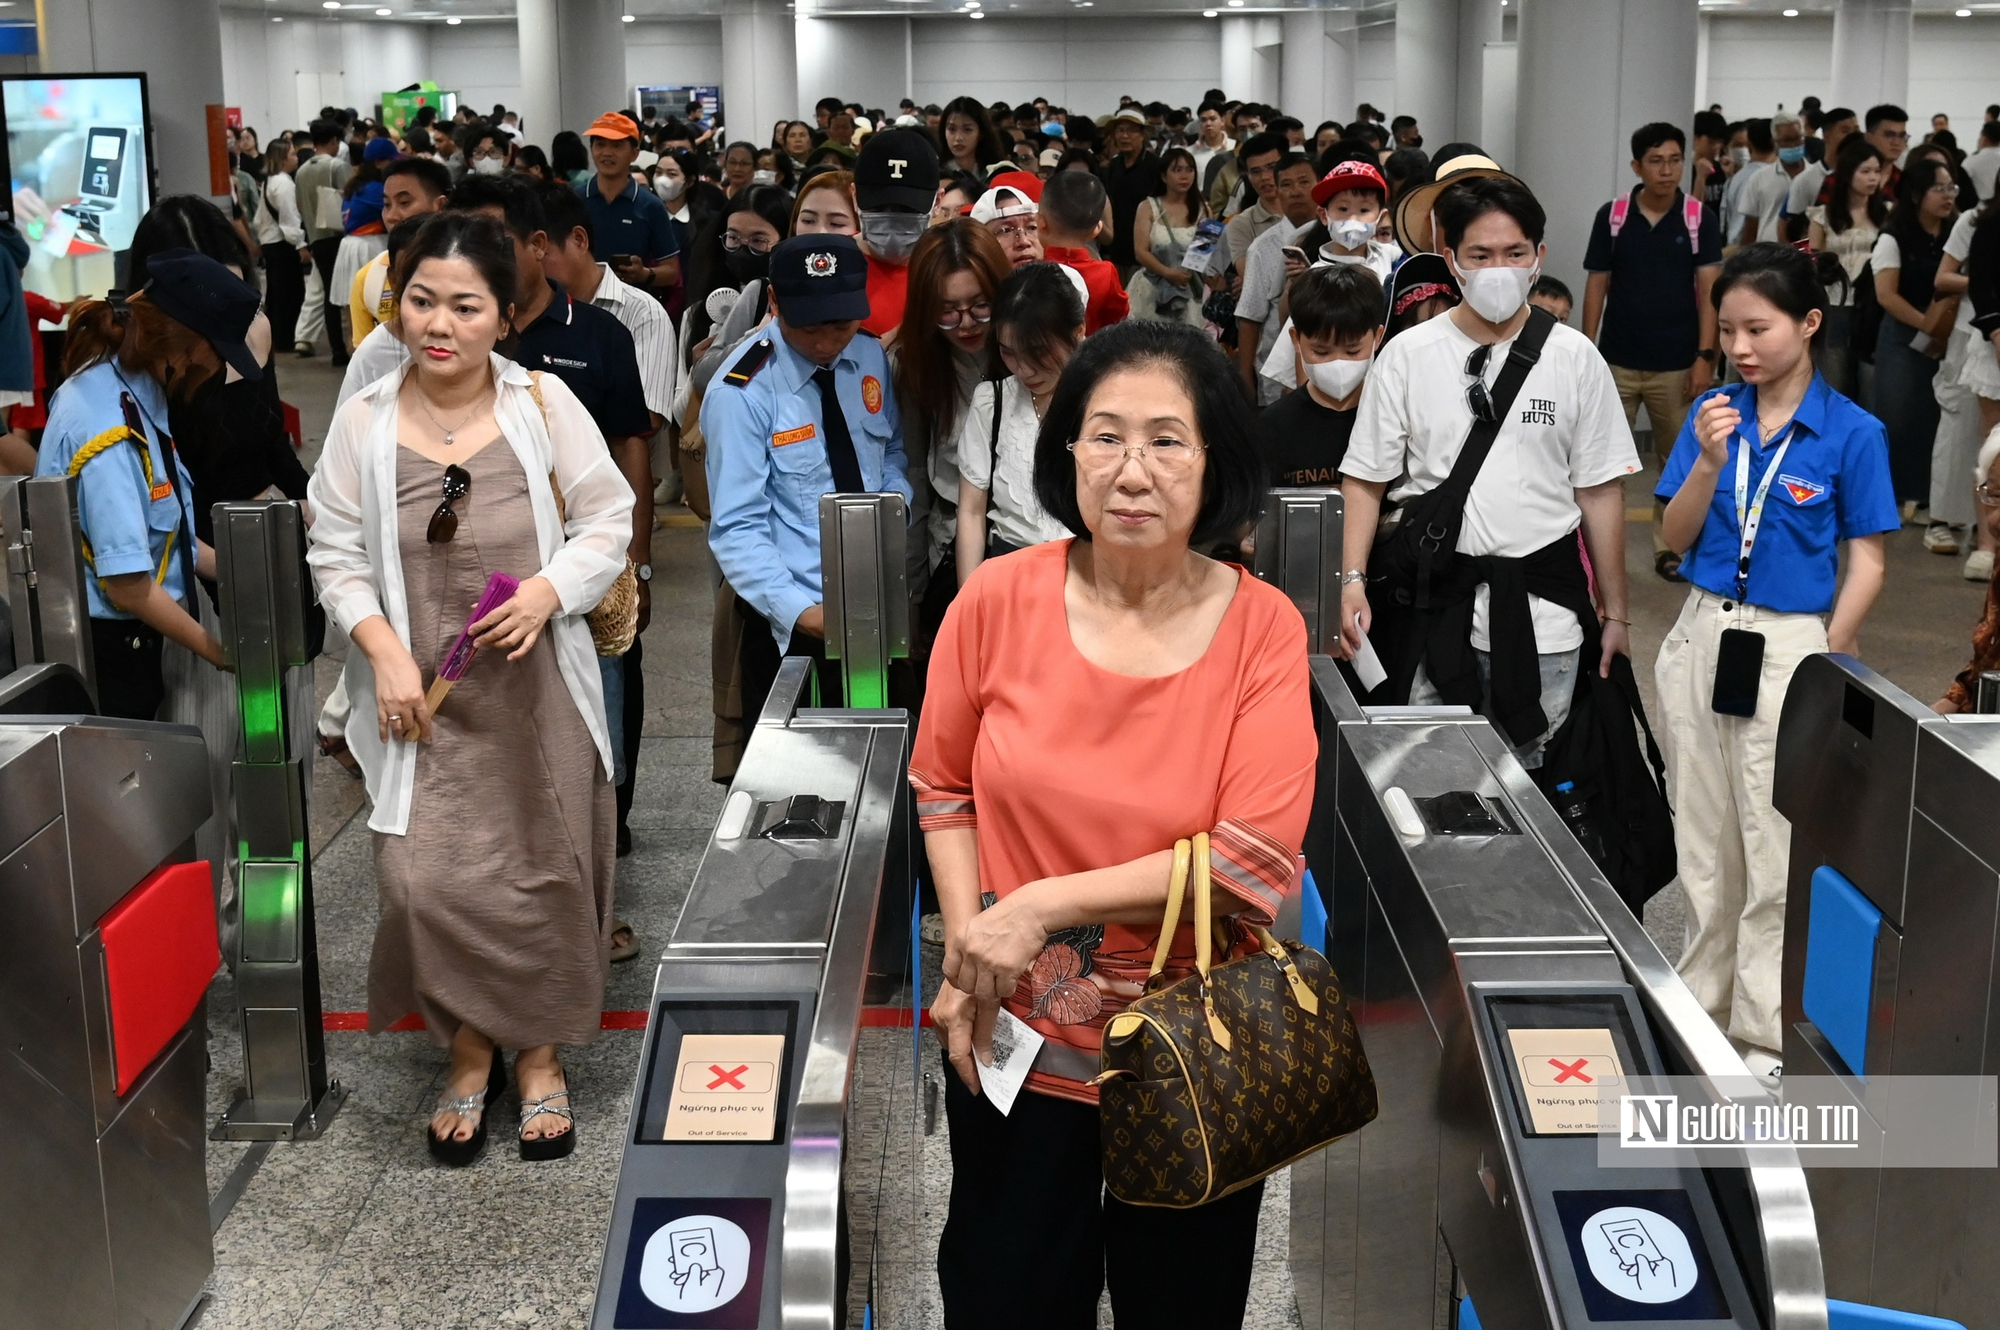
1312, 159, 1388, 206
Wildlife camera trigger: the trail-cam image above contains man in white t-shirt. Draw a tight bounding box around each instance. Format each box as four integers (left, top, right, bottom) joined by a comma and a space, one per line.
1966, 120, 2000, 202
1190, 101, 1236, 199
1234, 151, 1321, 403
1339, 174, 1640, 767
1737, 117, 1801, 246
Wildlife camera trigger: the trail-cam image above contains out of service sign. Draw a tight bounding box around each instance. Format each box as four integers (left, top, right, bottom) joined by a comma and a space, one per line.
662, 1034, 787, 1141
1506, 1027, 1625, 1134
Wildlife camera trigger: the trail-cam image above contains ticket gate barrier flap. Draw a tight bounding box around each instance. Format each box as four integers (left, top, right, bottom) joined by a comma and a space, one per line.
1254, 486, 1344, 655
819, 493, 908, 711
592, 657, 916, 1330
1774, 655, 2000, 1327
1296, 660, 1826, 1330
0, 717, 214, 1330
212, 500, 345, 1142
0, 473, 97, 706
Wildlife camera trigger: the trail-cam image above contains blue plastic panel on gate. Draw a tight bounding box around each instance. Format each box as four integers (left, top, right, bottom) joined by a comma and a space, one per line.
1802, 865, 1882, 1079
1301, 868, 1327, 954
1828, 1300, 1969, 1330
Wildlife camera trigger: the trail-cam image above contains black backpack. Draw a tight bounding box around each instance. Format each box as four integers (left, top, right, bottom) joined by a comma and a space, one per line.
1532, 651, 1677, 918
1850, 258, 1884, 366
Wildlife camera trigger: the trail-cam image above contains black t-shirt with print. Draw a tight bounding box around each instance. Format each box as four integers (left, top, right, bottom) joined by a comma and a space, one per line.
1256, 386, 1356, 487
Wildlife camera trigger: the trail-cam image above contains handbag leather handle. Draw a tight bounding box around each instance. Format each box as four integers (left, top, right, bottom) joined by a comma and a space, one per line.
1147, 839, 1193, 983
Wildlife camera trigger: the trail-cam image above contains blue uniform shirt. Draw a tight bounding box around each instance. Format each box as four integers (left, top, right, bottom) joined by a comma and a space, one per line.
576, 174, 681, 266
1656, 375, 1898, 614
36, 360, 197, 620
702, 330, 912, 646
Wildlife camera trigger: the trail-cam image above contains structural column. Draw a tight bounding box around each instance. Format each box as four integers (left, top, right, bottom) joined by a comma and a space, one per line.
558, 0, 632, 131
1220, 16, 1281, 107
1454, 0, 1504, 150
1394, 0, 1460, 146
1514, 0, 1697, 298
1830, 0, 1912, 120
39, 0, 225, 199
1280, 10, 1358, 134
516, 0, 561, 151
723, 0, 799, 147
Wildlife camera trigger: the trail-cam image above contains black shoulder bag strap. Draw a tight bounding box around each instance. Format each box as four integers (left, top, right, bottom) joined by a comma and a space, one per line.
123, 390, 201, 612
1409, 306, 1557, 609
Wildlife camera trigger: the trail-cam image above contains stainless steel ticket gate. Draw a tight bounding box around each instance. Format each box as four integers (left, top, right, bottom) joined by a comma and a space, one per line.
0, 473, 97, 712
1294, 659, 1827, 1330
1773, 654, 2000, 1326
819, 492, 908, 709
1254, 486, 1344, 654
0, 716, 217, 1330
211, 500, 344, 1140
589, 656, 917, 1330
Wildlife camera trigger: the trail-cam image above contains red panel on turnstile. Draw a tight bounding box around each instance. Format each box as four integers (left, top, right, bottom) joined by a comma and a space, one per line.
99, 861, 218, 1096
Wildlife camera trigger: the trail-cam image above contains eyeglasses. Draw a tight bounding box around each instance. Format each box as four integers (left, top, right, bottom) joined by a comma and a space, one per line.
1463, 343, 1497, 424
935, 301, 993, 331
427, 464, 471, 544
1979, 482, 2000, 508
722, 231, 777, 255
1067, 433, 1206, 474
993, 220, 1038, 241
1929, 181, 1959, 196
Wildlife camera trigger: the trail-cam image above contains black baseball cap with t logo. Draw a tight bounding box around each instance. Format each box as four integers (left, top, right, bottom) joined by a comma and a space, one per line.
854, 128, 940, 212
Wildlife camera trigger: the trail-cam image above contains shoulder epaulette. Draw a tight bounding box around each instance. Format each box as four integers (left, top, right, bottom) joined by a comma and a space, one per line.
723, 338, 775, 388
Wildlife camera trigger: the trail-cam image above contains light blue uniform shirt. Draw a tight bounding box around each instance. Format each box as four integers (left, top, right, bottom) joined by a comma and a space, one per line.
35, 360, 196, 620
702, 330, 912, 647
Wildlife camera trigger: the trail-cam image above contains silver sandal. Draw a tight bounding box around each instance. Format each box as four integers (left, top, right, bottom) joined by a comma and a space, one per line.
518, 1081, 576, 1161
428, 1051, 505, 1167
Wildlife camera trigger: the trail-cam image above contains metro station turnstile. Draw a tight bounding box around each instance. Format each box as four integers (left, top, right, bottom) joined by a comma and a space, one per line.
1774, 654, 2000, 1327
0, 473, 97, 713
1292, 658, 1827, 1330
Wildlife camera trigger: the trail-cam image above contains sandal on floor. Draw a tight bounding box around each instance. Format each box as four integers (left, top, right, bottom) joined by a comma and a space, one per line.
518, 1075, 577, 1162
427, 1047, 507, 1167
610, 918, 641, 964
317, 731, 363, 778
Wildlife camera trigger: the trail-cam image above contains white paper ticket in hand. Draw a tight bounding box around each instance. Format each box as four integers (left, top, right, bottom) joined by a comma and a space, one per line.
1351, 629, 1388, 692
978, 1007, 1044, 1116
662, 1034, 787, 1141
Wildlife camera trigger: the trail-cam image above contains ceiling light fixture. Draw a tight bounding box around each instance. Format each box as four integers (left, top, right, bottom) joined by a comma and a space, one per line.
1957, 6, 1972, 13
1202, 7, 1217, 13
376, 6, 391, 13
272, 14, 284, 19
446, 14, 461, 21
1782, 6, 1798, 13
322, 1, 340, 8
622, 11, 637, 18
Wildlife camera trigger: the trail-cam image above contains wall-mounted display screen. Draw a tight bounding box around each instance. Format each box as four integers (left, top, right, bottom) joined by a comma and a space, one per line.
1, 73, 155, 302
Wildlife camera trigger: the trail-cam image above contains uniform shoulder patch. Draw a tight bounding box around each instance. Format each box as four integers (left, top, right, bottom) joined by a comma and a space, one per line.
722, 339, 776, 388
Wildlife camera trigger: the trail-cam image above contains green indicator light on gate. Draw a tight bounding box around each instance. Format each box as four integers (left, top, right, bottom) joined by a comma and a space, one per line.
239, 678, 283, 750
240, 859, 301, 963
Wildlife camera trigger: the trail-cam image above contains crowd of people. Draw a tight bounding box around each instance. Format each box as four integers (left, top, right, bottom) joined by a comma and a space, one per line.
13, 74, 2000, 1329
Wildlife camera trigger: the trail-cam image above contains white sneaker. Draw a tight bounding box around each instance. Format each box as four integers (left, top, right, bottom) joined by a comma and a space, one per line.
1925, 523, 1962, 555
1966, 549, 1995, 582
1742, 1048, 1783, 1091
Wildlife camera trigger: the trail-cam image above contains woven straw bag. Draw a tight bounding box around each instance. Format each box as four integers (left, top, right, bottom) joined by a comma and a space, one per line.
525, 372, 640, 658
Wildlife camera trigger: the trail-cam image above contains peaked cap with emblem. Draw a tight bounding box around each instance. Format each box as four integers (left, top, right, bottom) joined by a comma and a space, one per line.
769, 233, 871, 325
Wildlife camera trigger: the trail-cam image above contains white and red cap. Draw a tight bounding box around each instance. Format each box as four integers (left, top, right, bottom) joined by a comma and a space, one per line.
1311, 158, 1388, 206
970, 171, 1044, 224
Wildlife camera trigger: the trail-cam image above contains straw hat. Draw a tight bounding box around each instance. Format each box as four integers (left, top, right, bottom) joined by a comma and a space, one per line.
1392, 152, 1514, 255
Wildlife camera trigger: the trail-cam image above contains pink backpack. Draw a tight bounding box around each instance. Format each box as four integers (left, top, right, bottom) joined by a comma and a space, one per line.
1609, 193, 1704, 249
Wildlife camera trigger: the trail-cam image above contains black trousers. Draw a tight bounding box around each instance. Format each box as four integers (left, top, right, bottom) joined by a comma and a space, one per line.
90, 618, 165, 721
614, 635, 644, 834
309, 236, 345, 361
736, 596, 839, 722
263, 243, 307, 350
937, 1053, 1265, 1330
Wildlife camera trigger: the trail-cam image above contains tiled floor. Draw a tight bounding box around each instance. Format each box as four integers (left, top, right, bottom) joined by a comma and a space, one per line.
186, 355, 1994, 1329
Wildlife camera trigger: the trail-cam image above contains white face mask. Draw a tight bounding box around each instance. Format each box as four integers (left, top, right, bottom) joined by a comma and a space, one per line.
471, 155, 507, 176
1305, 355, 1370, 400
1329, 217, 1374, 250
656, 177, 685, 202
1450, 253, 1539, 323
1729, 145, 1751, 166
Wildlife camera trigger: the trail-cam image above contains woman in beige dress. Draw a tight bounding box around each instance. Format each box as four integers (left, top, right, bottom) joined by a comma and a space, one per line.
307, 212, 634, 1165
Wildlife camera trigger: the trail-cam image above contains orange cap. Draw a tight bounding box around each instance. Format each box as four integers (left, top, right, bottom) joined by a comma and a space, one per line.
587, 112, 641, 142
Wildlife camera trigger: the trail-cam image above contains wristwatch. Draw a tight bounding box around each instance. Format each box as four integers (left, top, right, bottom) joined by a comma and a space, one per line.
1696, 348, 1718, 364
1340, 570, 1368, 586
636, 563, 653, 582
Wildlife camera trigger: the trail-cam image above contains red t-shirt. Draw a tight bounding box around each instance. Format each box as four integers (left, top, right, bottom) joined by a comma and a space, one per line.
863, 259, 908, 338
1042, 245, 1131, 333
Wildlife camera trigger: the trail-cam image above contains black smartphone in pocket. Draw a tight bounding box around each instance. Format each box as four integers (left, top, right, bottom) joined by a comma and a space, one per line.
1711, 627, 1765, 717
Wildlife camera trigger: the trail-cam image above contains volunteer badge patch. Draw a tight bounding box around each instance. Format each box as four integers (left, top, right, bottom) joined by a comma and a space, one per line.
1777, 474, 1825, 505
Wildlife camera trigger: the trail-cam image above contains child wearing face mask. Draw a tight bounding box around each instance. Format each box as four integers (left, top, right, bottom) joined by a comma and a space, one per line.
1256, 265, 1385, 488
1255, 159, 1398, 392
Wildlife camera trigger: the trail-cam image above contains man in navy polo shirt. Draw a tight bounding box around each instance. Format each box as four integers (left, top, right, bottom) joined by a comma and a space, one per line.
452, 174, 657, 884
1583, 121, 1723, 583
576, 111, 681, 303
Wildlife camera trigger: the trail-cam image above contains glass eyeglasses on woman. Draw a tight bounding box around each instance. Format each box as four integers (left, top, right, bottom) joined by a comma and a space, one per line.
935, 300, 993, 331
721, 230, 778, 255
1067, 432, 1206, 474
1978, 481, 2000, 508
427, 464, 471, 544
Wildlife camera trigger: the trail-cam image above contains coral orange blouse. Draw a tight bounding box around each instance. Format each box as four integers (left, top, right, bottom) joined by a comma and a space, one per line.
909, 539, 1317, 1103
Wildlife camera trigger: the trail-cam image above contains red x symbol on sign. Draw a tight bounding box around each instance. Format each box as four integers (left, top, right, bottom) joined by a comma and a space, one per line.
1548, 1057, 1592, 1084
707, 1064, 750, 1090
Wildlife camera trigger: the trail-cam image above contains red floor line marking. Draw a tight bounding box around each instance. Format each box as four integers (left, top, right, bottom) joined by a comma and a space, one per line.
321, 1007, 930, 1032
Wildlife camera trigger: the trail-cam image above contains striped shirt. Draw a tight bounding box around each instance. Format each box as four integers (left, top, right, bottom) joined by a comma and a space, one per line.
583, 261, 676, 420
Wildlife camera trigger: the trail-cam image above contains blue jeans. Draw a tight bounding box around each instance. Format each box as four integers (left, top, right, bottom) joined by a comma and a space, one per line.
1409, 646, 1580, 769
598, 653, 626, 787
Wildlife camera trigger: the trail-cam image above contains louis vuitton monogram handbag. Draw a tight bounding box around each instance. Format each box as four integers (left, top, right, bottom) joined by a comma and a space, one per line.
1094, 834, 1377, 1208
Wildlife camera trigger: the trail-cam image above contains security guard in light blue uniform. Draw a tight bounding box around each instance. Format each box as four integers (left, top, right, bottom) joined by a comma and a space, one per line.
702, 233, 912, 719
35, 249, 264, 719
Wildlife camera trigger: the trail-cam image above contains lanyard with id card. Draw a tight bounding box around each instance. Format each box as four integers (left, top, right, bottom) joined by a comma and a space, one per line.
1711, 418, 1798, 718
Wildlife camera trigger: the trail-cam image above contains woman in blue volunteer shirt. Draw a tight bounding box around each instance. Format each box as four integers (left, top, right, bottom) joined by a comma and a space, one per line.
35, 250, 264, 719
1654, 242, 1898, 1077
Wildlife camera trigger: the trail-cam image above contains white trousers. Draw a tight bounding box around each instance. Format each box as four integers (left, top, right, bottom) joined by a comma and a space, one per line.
1654, 589, 1827, 1055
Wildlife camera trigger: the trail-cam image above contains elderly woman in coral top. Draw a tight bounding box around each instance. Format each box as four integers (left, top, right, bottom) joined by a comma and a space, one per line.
910, 319, 1316, 1330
